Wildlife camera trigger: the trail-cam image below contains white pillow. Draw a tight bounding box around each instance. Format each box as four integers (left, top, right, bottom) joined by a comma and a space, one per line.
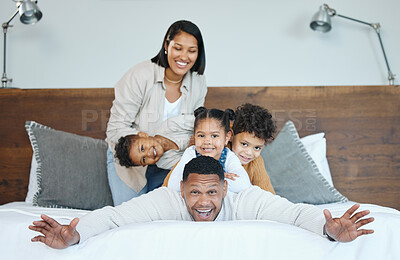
25, 154, 38, 203
300, 133, 334, 187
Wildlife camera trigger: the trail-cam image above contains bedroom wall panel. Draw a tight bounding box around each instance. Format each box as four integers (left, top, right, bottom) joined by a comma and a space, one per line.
0, 86, 399, 210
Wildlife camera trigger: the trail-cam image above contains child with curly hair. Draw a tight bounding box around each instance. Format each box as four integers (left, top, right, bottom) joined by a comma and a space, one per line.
230, 103, 276, 194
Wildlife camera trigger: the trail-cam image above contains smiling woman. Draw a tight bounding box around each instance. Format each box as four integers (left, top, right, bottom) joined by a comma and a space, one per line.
105, 20, 208, 206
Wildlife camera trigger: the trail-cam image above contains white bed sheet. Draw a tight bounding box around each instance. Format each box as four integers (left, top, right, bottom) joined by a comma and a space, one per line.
0, 201, 399, 260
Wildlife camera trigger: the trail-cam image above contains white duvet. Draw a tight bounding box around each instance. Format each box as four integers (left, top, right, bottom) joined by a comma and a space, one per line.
0, 201, 399, 260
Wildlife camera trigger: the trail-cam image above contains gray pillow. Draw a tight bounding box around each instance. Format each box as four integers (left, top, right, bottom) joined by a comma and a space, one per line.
261, 120, 348, 204
25, 121, 113, 210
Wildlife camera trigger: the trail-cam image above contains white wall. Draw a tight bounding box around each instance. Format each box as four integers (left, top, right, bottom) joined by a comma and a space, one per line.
1, 0, 399, 88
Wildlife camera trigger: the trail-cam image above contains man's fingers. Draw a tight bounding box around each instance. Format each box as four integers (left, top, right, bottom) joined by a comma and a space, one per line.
29, 225, 45, 233
342, 204, 360, 219
70, 218, 79, 229
32, 220, 48, 227
29, 224, 53, 237
41, 214, 60, 228
32, 220, 52, 231
356, 217, 375, 228
323, 209, 333, 222
31, 235, 45, 243
350, 210, 370, 222
357, 229, 374, 237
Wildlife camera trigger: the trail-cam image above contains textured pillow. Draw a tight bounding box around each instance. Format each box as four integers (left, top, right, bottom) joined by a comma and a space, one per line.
261, 121, 348, 204
300, 133, 334, 187
25, 121, 113, 210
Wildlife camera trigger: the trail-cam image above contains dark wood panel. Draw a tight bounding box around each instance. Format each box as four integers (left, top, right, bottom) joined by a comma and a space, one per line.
0, 147, 32, 202
334, 176, 400, 209
1, 86, 399, 210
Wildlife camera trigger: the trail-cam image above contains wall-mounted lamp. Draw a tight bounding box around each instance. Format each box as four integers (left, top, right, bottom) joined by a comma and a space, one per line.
2, 0, 42, 88
310, 4, 396, 85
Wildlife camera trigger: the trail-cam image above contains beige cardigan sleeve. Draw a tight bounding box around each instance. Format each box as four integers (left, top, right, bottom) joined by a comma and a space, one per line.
106, 61, 155, 144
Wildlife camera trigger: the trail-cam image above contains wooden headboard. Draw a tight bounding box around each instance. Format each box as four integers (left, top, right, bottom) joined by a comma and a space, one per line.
1, 86, 399, 210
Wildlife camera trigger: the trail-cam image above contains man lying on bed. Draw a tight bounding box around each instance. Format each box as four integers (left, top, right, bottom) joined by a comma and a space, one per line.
29, 156, 374, 249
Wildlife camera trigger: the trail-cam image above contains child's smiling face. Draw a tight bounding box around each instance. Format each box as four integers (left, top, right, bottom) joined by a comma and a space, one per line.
231, 132, 265, 165
194, 118, 231, 160
128, 132, 164, 166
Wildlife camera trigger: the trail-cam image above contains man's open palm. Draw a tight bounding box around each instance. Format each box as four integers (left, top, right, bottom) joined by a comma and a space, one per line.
324, 204, 374, 242
29, 214, 80, 249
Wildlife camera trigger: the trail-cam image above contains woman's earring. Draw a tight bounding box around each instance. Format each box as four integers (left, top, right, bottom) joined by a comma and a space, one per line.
164, 51, 167, 55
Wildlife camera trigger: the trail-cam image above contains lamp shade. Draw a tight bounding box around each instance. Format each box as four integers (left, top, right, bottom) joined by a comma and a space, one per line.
310, 5, 331, 32
18, 0, 42, 24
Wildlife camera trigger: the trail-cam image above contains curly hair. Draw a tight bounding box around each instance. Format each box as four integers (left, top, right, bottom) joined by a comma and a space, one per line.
232, 103, 276, 142
114, 135, 139, 168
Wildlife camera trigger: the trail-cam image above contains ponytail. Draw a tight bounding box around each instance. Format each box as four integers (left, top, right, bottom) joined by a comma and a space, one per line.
222, 108, 235, 133
194, 106, 207, 118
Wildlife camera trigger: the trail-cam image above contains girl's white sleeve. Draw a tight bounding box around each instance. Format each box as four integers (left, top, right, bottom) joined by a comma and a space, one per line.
225, 150, 252, 193
167, 146, 196, 191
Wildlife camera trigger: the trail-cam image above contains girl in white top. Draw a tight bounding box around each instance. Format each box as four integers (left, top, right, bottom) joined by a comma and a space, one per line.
167, 107, 251, 193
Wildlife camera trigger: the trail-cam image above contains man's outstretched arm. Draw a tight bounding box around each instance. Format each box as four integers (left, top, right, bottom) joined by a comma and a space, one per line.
29, 188, 190, 247
29, 214, 80, 249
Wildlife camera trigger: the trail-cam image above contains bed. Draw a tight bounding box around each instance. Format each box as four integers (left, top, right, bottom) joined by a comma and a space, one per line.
0, 85, 399, 259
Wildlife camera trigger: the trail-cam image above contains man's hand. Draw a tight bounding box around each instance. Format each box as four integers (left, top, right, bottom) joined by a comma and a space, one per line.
29, 214, 80, 249
323, 204, 374, 242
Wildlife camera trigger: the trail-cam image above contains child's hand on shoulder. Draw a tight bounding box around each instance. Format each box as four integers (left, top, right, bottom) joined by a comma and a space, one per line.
225, 172, 239, 181
189, 135, 195, 146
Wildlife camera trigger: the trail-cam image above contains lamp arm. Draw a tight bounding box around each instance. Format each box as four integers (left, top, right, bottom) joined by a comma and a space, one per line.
2, 7, 20, 87
4, 9, 19, 28
336, 14, 371, 27
2, 1, 41, 88
374, 28, 395, 85
335, 14, 396, 85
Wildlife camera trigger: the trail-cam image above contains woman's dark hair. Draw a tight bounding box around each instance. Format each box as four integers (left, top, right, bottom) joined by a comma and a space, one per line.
194, 107, 235, 133
232, 103, 276, 143
151, 20, 206, 75
115, 135, 139, 168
